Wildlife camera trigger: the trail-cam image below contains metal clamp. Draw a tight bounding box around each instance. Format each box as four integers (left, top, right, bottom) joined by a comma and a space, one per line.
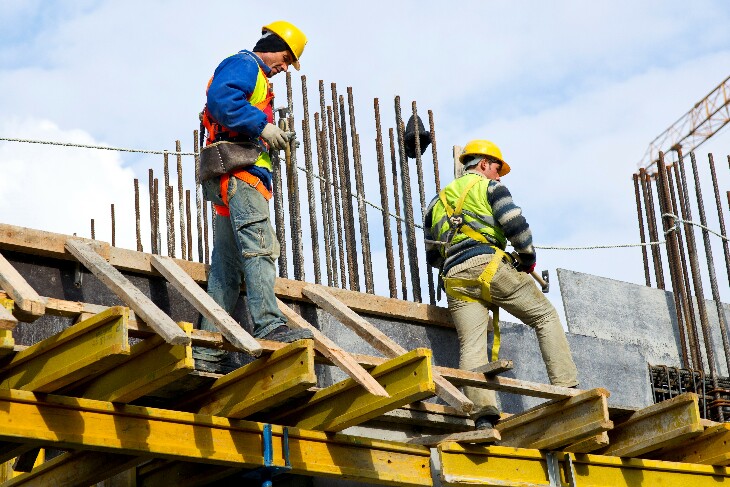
241, 423, 292, 487
546, 451, 577, 486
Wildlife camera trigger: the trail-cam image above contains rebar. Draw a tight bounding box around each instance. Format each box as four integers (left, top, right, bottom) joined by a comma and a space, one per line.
110, 204, 116, 247
164, 152, 172, 256
390, 128, 408, 301
91, 219, 95, 240
675, 148, 722, 421
633, 173, 651, 286
148, 169, 156, 254
154, 178, 161, 254
210, 201, 215, 253
639, 168, 665, 288
709, 154, 730, 287
134, 179, 142, 252
314, 113, 335, 287
332, 86, 358, 290
203, 197, 210, 265
167, 185, 176, 258
326, 105, 347, 287
412, 101, 435, 304
319, 80, 339, 287
286, 72, 305, 281
689, 151, 730, 374
395, 96, 421, 302
271, 146, 288, 279
348, 87, 374, 293
671, 160, 703, 369
176, 140, 187, 260
301, 75, 321, 284
186, 189, 193, 261
374, 99, 397, 298
428, 110, 442, 192
194, 129, 204, 263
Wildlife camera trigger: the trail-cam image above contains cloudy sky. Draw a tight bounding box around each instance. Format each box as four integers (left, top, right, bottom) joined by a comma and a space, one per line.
1, 0, 729, 314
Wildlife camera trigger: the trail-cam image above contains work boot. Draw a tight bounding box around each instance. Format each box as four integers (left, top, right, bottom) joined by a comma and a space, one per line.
474, 415, 501, 430
260, 325, 314, 343
194, 356, 238, 375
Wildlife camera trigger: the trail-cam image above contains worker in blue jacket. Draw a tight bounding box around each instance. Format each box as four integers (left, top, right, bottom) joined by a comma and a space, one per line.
196, 21, 312, 373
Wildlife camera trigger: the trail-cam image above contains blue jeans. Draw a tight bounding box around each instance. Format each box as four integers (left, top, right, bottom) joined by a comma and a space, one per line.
196, 175, 286, 361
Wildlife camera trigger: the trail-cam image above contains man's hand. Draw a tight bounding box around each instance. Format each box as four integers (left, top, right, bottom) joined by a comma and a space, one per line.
261, 123, 290, 150
517, 261, 536, 274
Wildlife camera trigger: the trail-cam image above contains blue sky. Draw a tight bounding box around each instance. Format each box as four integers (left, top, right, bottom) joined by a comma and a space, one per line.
1, 0, 729, 313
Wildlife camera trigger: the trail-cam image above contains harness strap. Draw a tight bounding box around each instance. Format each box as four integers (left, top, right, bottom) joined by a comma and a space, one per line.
213, 171, 273, 217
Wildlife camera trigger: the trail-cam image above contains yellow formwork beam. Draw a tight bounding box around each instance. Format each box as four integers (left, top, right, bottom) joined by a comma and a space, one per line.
272, 348, 436, 431
187, 338, 317, 418
439, 443, 730, 487
2, 451, 142, 486
654, 422, 730, 465
0, 299, 15, 354
0, 389, 433, 486
0, 306, 130, 393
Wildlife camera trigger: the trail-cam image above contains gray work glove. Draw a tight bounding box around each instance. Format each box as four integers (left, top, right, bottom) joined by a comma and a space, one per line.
260, 123, 292, 150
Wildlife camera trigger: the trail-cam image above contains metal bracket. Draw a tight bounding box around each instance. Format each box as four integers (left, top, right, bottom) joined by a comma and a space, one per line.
73, 262, 84, 288
546, 451, 577, 487
241, 423, 292, 486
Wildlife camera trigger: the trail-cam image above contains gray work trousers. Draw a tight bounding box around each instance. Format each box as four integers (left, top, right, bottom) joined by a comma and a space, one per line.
445, 254, 579, 418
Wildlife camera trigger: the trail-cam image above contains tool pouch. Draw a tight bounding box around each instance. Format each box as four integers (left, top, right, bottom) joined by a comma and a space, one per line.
199, 141, 262, 182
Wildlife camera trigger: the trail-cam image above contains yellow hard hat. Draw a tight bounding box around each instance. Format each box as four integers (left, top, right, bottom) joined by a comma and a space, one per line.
262, 20, 307, 71
459, 139, 510, 176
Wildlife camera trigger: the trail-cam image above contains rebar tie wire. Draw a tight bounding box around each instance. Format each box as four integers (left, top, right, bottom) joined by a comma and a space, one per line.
3, 137, 728, 250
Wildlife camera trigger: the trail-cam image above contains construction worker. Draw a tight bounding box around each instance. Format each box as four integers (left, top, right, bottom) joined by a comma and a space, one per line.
196, 21, 312, 373
424, 139, 579, 429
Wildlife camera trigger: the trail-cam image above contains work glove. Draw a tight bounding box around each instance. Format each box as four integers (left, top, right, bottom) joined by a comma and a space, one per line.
517, 261, 536, 274
261, 123, 291, 150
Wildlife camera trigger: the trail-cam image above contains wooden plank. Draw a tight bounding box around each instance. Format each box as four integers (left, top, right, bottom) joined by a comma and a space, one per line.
302, 284, 474, 413
150, 255, 262, 357
0, 223, 452, 327
408, 429, 500, 446
653, 422, 730, 465
564, 432, 610, 453
277, 298, 389, 397
64, 239, 189, 346
0, 306, 131, 393
66, 322, 194, 403
0, 388, 433, 486
182, 339, 317, 418
0, 251, 45, 320
271, 348, 436, 432
472, 359, 513, 376
0, 298, 18, 330
600, 392, 704, 457
497, 388, 613, 450
373, 408, 473, 433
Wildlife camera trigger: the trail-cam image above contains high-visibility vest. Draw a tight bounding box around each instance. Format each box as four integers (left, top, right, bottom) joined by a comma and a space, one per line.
430, 173, 506, 257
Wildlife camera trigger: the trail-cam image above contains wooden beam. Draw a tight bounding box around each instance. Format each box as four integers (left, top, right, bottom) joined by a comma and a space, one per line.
496, 388, 613, 450
302, 284, 474, 413
564, 432, 610, 453
0, 223, 452, 327
277, 298, 389, 397
183, 339, 317, 418
0, 250, 45, 320
64, 239, 189, 346
0, 298, 18, 330
408, 429, 500, 447
150, 255, 262, 357
271, 348, 436, 432
472, 359, 513, 376
600, 392, 704, 457
0, 388, 433, 486
652, 422, 730, 465
0, 306, 131, 393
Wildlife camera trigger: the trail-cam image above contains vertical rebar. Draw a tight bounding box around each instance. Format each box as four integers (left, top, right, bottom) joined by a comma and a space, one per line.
210, 201, 215, 254
412, 101, 435, 304
327, 105, 347, 287
194, 129, 204, 263
332, 86, 358, 290
640, 168, 665, 289
154, 178, 161, 254
315, 113, 335, 286
301, 75, 321, 284
675, 148, 722, 420
633, 173, 651, 287
186, 189, 193, 261
110, 204, 116, 247
91, 219, 95, 240
671, 160, 703, 369
176, 140, 187, 260
163, 152, 172, 256
390, 128, 408, 301
271, 146, 288, 278
690, 151, 730, 373
428, 110, 442, 192
148, 169, 156, 254
134, 179, 142, 252
286, 72, 305, 281
347, 87, 374, 293
709, 154, 730, 286
167, 186, 176, 257
203, 197, 210, 265
374, 99, 397, 298
319, 81, 339, 287
395, 96, 421, 302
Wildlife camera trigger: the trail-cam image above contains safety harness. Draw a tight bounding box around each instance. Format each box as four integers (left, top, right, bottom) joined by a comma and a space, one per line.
438, 177, 511, 362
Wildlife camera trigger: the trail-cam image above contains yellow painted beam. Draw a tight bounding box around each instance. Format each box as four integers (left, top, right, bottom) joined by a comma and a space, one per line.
66, 322, 194, 403
0, 297, 18, 330
439, 443, 730, 486
0, 389, 433, 486
654, 422, 730, 465
0, 306, 131, 393
186, 339, 316, 418
271, 348, 436, 431
2, 451, 142, 486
